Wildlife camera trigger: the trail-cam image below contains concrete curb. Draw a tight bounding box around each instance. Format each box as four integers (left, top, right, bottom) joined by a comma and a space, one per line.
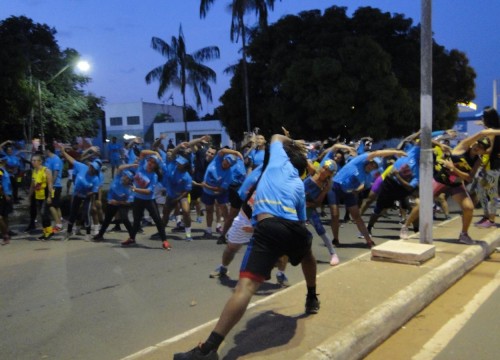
300, 231, 500, 360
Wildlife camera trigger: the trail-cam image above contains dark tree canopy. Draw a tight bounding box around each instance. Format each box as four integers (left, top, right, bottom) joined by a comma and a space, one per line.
0, 16, 103, 142
218, 6, 476, 141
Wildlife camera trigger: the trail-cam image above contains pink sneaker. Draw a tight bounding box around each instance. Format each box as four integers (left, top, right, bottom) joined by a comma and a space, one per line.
330, 253, 340, 266
474, 217, 488, 226
477, 220, 496, 228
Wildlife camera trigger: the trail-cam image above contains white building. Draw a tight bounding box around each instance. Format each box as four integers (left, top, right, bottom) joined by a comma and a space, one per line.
104, 101, 231, 148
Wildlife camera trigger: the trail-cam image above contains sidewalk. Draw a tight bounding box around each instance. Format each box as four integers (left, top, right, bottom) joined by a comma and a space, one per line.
121, 212, 500, 360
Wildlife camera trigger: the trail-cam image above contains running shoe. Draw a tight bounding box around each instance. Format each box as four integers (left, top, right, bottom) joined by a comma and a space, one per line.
474, 217, 488, 226
92, 234, 105, 242
173, 346, 219, 360
209, 265, 228, 278
216, 235, 227, 245
276, 272, 290, 287
477, 219, 497, 228
162, 240, 172, 250
330, 253, 340, 266
400, 225, 409, 240
121, 238, 136, 247
458, 232, 476, 245
305, 294, 320, 314
202, 230, 213, 239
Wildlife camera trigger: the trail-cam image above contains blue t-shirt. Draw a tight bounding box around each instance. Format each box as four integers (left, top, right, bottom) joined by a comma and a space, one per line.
202, 155, 233, 195
44, 154, 63, 188
72, 161, 100, 198
333, 153, 372, 193
392, 145, 420, 189
0, 167, 12, 196
237, 165, 263, 201
108, 143, 122, 161
230, 159, 246, 187
165, 168, 192, 199
132, 158, 158, 200
303, 176, 323, 204
253, 142, 306, 222
249, 149, 265, 168
108, 174, 133, 202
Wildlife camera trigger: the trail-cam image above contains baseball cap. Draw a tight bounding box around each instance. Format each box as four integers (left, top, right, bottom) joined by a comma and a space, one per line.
176, 155, 189, 165
323, 159, 337, 173
223, 154, 237, 166
122, 170, 134, 180
89, 160, 101, 171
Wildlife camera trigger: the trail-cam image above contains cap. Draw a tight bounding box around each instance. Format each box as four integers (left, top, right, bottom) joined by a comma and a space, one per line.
370, 157, 385, 174
146, 155, 161, 165
176, 155, 189, 165
89, 160, 101, 171
223, 154, 237, 166
323, 159, 337, 173
122, 170, 134, 180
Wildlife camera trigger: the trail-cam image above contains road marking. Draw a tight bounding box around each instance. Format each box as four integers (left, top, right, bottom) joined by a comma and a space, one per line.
412, 269, 500, 360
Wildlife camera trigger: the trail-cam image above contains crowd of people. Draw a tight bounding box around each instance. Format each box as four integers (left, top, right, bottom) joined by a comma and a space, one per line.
1, 108, 500, 360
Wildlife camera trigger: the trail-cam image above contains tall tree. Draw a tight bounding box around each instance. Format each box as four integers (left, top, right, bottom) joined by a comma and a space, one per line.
145, 25, 220, 138
0, 16, 102, 142
200, 0, 278, 132
218, 6, 475, 141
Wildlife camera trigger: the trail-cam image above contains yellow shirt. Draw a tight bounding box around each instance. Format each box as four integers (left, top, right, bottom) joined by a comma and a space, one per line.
32, 166, 48, 200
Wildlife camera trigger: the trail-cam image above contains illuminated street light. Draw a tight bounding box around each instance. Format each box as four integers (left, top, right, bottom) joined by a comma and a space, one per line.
38, 59, 91, 150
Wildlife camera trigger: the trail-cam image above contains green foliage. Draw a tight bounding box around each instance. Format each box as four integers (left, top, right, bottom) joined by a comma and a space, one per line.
0, 16, 102, 142
219, 6, 476, 141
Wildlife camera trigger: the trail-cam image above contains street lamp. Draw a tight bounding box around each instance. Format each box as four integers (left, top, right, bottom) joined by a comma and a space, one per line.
37, 60, 91, 150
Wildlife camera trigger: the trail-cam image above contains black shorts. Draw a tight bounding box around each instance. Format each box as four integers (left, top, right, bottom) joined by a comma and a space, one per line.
190, 186, 203, 201
240, 217, 312, 282
228, 185, 243, 209
51, 187, 62, 208
373, 177, 414, 214
0, 197, 13, 217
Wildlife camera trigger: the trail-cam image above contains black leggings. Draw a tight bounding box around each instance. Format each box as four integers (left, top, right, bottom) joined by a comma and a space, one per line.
131, 198, 166, 241
67, 196, 92, 234
98, 204, 132, 237
34, 199, 51, 228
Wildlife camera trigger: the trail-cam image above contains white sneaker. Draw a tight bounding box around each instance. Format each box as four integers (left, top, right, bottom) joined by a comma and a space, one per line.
330, 253, 340, 266
400, 225, 409, 240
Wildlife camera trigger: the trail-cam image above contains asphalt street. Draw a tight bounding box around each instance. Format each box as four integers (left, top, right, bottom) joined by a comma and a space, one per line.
0, 206, 411, 360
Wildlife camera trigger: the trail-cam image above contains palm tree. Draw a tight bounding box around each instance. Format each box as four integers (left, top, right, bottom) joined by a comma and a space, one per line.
145, 24, 220, 139
200, 0, 278, 132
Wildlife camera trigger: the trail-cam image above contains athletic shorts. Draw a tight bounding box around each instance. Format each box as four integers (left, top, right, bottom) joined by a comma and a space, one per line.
201, 191, 228, 206
226, 213, 252, 245
190, 186, 203, 201
51, 187, 62, 208
373, 176, 414, 214
239, 217, 312, 282
432, 179, 466, 197
327, 183, 358, 208
0, 197, 13, 217
228, 185, 243, 209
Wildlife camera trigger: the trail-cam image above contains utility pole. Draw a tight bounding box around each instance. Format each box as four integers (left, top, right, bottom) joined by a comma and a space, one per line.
419, 0, 433, 244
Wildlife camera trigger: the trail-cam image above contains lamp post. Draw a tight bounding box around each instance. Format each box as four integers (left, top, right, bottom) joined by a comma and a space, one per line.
37, 60, 90, 150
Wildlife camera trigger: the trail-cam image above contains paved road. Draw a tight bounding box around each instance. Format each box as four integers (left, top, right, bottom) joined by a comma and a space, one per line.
0, 205, 419, 360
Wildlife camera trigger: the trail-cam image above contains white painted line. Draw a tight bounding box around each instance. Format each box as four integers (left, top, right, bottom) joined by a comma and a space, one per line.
412, 269, 500, 360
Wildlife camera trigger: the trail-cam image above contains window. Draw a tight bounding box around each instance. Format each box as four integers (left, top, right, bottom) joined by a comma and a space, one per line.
110, 117, 122, 126
127, 116, 140, 125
